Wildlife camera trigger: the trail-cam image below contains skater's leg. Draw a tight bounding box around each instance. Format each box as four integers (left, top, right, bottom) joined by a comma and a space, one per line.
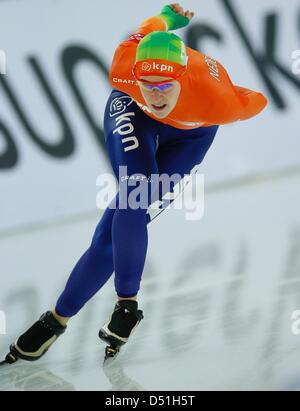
98, 125, 219, 359
106, 95, 159, 299
54, 196, 140, 319
3, 196, 119, 364
131, 125, 218, 228
56, 90, 159, 315
55, 196, 118, 317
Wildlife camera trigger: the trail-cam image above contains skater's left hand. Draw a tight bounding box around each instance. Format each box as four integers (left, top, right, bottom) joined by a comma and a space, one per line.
169, 3, 195, 21
159, 3, 195, 31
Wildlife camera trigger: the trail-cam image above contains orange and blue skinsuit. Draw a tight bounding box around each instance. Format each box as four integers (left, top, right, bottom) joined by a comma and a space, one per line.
55, 14, 267, 316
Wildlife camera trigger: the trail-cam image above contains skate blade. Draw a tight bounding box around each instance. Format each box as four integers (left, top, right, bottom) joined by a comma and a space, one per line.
3, 343, 51, 364
0, 345, 20, 365
99, 328, 126, 348
103, 346, 120, 366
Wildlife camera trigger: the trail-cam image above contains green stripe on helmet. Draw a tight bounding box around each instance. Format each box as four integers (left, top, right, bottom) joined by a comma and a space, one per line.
136, 31, 187, 66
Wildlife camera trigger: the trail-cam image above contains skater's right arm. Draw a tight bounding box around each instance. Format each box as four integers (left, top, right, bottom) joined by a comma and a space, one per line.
109, 4, 194, 87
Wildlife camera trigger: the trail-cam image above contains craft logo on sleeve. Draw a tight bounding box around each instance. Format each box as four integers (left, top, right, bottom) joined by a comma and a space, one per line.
0, 50, 6, 75
128, 33, 145, 43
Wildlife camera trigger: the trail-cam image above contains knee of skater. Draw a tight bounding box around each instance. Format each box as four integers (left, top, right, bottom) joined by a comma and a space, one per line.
118, 180, 153, 211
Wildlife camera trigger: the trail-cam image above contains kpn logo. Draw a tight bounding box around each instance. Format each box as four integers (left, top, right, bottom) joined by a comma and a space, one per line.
0, 50, 6, 75
142, 61, 174, 73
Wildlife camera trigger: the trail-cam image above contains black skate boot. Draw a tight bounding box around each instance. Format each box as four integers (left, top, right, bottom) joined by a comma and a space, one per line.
99, 300, 143, 363
1, 311, 66, 365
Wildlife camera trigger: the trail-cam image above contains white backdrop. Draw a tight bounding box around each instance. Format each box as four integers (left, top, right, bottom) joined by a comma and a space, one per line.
0, 0, 299, 230
0, 0, 300, 390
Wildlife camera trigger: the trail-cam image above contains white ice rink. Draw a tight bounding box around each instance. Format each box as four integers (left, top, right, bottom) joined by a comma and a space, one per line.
1, 168, 300, 391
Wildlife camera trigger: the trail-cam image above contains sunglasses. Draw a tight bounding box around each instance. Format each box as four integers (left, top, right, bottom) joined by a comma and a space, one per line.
138, 81, 175, 92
